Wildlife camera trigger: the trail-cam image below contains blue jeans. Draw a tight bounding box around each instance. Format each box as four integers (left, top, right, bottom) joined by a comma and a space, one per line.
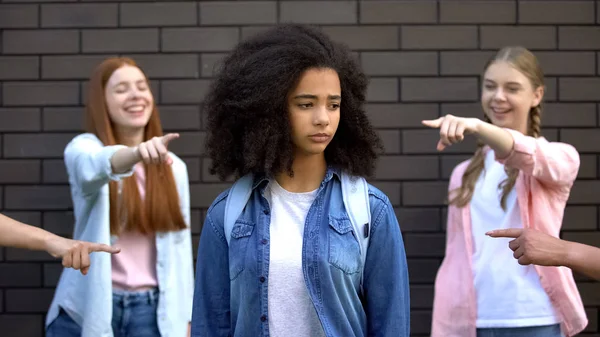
477, 324, 563, 337
46, 288, 161, 337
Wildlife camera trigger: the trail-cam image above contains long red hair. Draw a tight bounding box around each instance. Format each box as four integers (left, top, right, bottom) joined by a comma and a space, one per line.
85, 57, 186, 235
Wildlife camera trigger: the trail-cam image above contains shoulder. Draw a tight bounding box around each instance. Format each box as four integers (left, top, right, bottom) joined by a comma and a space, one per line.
366, 182, 394, 218
65, 133, 103, 152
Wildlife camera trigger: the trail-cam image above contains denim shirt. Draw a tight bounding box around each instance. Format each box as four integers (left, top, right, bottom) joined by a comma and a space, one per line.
191, 168, 410, 337
46, 133, 194, 337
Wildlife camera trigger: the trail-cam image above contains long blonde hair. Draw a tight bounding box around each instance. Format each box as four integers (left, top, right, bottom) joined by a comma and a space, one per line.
449, 46, 544, 210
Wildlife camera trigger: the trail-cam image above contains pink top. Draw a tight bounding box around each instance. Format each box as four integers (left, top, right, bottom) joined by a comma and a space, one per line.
111, 163, 158, 291
431, 128, 588, 337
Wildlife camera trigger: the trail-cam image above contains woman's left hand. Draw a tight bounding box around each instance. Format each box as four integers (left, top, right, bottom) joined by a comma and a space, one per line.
422, 114, 481, 151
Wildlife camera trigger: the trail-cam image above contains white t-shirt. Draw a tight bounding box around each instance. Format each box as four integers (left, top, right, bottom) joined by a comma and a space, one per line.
264, 179, 326, 337
470, 150, 560, 328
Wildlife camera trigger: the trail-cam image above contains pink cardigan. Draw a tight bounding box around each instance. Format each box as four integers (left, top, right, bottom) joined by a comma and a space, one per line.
431, 129, 588, 337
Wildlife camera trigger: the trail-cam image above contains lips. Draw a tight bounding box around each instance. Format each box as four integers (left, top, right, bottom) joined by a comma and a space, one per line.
491, 107, 511, 114
309, 133, 331, 143
124, 104, 146, 115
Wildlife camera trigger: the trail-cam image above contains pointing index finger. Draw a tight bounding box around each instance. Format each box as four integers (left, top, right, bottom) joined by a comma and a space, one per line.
486, 228, 523, 238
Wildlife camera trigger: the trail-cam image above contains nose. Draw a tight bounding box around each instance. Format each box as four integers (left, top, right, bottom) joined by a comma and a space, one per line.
313, 105, 330, 126
493, 88, 507, 101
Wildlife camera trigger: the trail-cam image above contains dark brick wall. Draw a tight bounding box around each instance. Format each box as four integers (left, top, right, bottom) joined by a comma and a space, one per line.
0, 1, 598, 336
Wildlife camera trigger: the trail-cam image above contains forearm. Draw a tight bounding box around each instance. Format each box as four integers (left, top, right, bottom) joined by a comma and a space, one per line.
563, 240, 600, 281
0, 214, 53, 251
110, 146, 142, 174
473, 120, 515, 158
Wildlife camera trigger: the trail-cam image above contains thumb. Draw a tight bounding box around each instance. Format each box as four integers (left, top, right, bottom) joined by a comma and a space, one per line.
161, 133, 180, 146
422, 117, 443, 128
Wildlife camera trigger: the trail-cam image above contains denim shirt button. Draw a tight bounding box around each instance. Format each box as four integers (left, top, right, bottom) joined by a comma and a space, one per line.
263, 209, 269, 215
261, 239, 268, 245
260, 315, 267, 322
259, 276, 266, 283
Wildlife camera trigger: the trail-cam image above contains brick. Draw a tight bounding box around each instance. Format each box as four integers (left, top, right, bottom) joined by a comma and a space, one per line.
41, 55, 109, 80
0, 108, 40, 131
1, 212, 41, 227
440, 51, 495, 76
375, 156, 438, 180
201, 53, 226, 78
559, 27, 600, 50
43, 159, 67, 183
543, 103, 596, 127
43, 107, 84, 131
397, 207, 441, 232
366, 103, 438, 128
0, 160, 41, 183
441, 155, 471, 179
3, 133, 76, 158
132, 54, 199, 79
406, 258, 440, 283
240, 26, 273, 41
281, 1, 356, 24
411, 310, 433, 335
161, 80, 211, 104
190, 183, 231, 208
0, 292, 2, 312
167, 132, 205, 157
401, 78, 478, 102
2, 30, 78, 54
322, 26, 399, 50
562, 206, 597, 230
410, 285, 435, 309
83, 29, 159, 53
360, 1, 436, 24
0, 56, 39, 80
158, 106, 201, 131
541, 128, 558, 142
536, 52, 596, 76
162, 28, 239, 52
201, 1, 276, 25
403, 129, 478, 154
402, 26, 477, 50
366, 78, 398, 103
377, 130, 401, 154
2, 82, 79, 106
190, 210, 202, 234
402, 181, 449, 206
519, 1, 595, 24
362, 52, 438, 76
0, 315, 43, 336
6, 289, 54, 312
569, 180, 600, 204
43, 263, 62, 287
561, 129, 600, 153
120, 2, 196, 27
543, 77, 558, 102
41, 4, 117, 27
43, 211, 74, 236
578, 155, 597, 179
0, 264, 41, 287
559, 78, 600, 102
370, 182, 402, 206
441, 103, 484, 119
5, 186, 71, 210
181, 157, 201, 183
404, 233, 446, 257
0, 4, 38, 28
440, 1, 515, 24
480, 26, 556, 50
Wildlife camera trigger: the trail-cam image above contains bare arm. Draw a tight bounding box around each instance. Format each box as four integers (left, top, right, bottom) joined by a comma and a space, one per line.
487, 228, 600, 281
0, 213, 53, 251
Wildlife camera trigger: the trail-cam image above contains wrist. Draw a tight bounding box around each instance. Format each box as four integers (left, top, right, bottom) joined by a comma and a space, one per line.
561, 240, 577, 268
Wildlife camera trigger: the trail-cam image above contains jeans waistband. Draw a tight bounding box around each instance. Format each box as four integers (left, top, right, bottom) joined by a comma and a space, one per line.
112, 287, 159, 305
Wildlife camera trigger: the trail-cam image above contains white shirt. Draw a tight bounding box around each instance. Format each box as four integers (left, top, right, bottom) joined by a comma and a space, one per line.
471, 150, 559, 328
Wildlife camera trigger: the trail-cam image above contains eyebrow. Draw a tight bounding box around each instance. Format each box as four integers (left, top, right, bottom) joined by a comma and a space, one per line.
114, 79, 147, 87
483, 79, 523, 87
293, 94, 341, 100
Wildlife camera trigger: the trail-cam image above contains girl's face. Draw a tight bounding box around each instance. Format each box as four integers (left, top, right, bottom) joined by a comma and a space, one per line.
481, 61, 543, 134
287, 67, 341, 157
104, 65, 154, 133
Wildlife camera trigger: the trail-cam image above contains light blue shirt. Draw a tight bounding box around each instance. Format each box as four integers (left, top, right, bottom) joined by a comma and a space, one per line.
46, 133, 194, 337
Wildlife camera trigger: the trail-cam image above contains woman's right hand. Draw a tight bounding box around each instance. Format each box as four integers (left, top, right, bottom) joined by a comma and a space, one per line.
136, 133, 179, 165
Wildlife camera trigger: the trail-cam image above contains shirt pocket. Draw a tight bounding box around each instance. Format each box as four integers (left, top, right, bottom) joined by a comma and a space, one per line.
228, 220, 255, 281
328, 215, 361, 275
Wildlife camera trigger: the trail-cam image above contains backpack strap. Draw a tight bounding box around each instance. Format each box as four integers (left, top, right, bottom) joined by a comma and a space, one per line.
340, 172, 371, 293
224, 174, 254, 246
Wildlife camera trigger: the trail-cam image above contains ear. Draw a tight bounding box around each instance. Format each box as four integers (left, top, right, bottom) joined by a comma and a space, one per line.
532, 85, 544, 108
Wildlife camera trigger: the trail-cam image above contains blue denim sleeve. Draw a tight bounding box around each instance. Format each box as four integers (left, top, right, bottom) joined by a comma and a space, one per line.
191, 207, 231, 337
363, 196, 410, 337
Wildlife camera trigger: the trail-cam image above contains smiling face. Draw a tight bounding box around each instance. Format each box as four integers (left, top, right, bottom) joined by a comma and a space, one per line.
481, 60, 544, 135
104, 65, 154, 134
287, 67, 341, 158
